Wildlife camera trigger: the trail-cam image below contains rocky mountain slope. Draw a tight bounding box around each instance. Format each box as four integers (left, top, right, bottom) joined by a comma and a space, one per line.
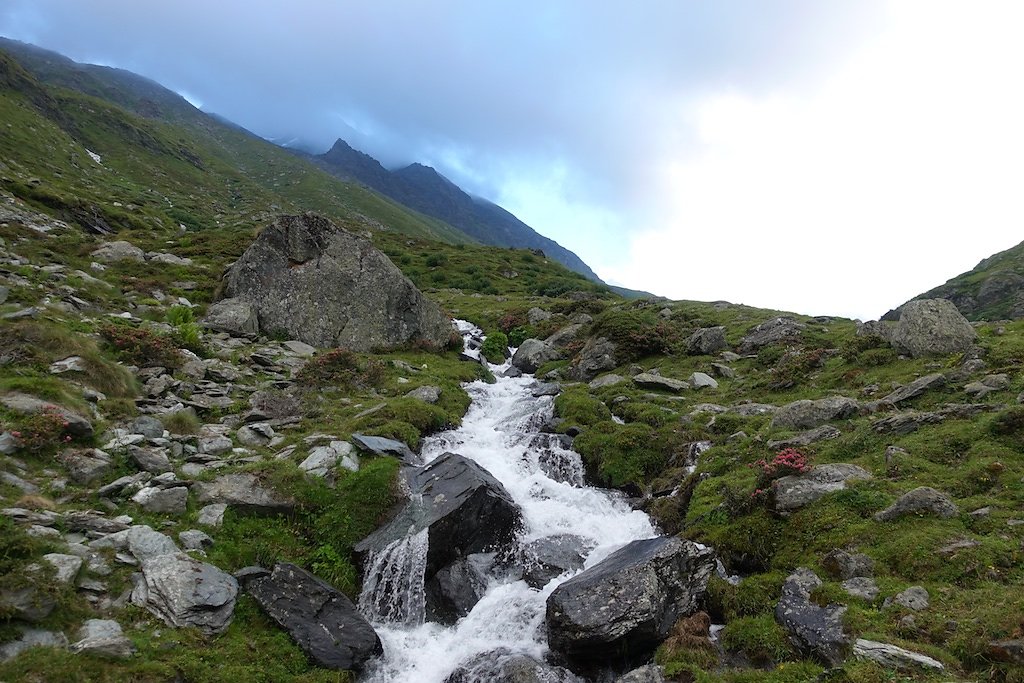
887, 238, 1024, 322
316, 139, 604, 283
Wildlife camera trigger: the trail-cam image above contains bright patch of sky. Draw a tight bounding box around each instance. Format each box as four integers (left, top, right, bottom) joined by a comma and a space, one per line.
2, 1, 1021, 319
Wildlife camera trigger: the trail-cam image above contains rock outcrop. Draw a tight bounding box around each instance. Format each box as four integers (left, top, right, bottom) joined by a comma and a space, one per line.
215, 213, 452, 351
130, 552, 238, 635
771, 397, 860, 431
775, 568, 850, 666
889, 299, 976, 358
546, 536, 715, 664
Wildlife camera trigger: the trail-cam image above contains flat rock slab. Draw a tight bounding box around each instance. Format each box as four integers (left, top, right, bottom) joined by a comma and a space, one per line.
70, 619, 135, 659
853, 639, 943, 671
874, 487, 958, 522
350, 433, 417, 464
0, 392, 93, 438
0, 629, 68, 662
881, 373, 946, 405
546, 536, 716, 664
248, 562, 381, 672
773, 464, 872, 512
131, 552, 238, 635
771, 397, 859, 431
632, 373, 689, 393
195, 473, 295, 514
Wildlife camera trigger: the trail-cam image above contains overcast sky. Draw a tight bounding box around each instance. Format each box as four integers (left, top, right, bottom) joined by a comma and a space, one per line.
3, 1, 1023, 319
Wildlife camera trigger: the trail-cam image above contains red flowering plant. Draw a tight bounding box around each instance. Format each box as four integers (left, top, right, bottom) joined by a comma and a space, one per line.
748, 448, 812, 500
7, 407, 74, 452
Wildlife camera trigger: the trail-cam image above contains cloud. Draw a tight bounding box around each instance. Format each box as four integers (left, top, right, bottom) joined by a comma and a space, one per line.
601, 0, 1024, 319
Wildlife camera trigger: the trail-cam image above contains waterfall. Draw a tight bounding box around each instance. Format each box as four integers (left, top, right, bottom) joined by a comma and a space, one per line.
358, 322, 656, 682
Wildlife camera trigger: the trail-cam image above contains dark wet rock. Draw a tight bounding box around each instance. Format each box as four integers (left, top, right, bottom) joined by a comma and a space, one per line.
773, 464, 872, 512
511, 339, 561, 373
351, 433, 417, 464
889, 299, 976, 358
131, 552, 238, 635
686, 327, 727, 356
881, 373, 946, 405
615, 664, 667, 683
426, 553, 492, 623
521, 534, 593, 588
546, 536, 715, 664
821, 549, 874, 580
874, 487, 959, 522
771, 397, 859, 430
248, 562, 382, 672
444, 648, 583, 683
775, 568, 850, 666
219, 213, 451, 350
356, 452, 522, 602
738, 317, 806, 354
195, 473, 295, 514
567, 337, 617, 382
766, 425, 840, 450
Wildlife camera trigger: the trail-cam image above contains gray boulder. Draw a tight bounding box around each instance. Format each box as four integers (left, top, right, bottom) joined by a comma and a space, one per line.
91, 240, 145, 263
546, 323, 585, 348
444, 648, 583, 683
130, 415, 165, 439
885, 586, 929, 611
738, 317, 806, 354
219, 213, 452, 351
201, 298, 259, 338
771, 397, 860, 431
615, 665, 667, 683
821, 549, 874, 580
589, 373, 624, 389
195, 473, 295, 514
0, 584, 56, 623
132, 486, 188, 515
351, 433, 417, 464
889, 299, 976, 358
521, 534, 592, 589
70, 619, 135, 659
57, 448, 113, 484
881, 373, 946, 405
131, 552, 238, 635
405, 385, 442, 404
511, 339, 561, 373
773, 464, 872, 512
633, 373, 688, 393
842, 577, 879, 601
775, 568, 850, 666
247, 563, 382, 672
686, 327, 727, 356
874, 487, 958, 522
567, 337, 617, 381
853, 639, 943, 671
689, 372, 718, 389
871, 411, 944, 435
0, 392, 93, 438
546, 536, 715, 664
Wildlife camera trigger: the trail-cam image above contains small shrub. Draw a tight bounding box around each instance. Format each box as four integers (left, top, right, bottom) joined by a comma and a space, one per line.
166, 305, 195, 326
989, 405, 1024, 438
296, 349, 385, 389
99, 321, 182, 368
6, 407, 75, 452
751, 448, 811, 492
507, 326, 531, 347
479, 331, 510, 364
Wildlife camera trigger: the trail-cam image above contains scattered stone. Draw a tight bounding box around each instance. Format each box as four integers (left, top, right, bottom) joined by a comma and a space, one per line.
874, 487, 959, 522
821, 550, 874, 580
710, 362, 735, 379
773, 464, 872, 512
247, 562, 381, 671
853, 639, 943, 671
729, 402, 778, 416
70, 619, 135, 659
842, 577, 880, 601
615, 664, 667, 683
132, 486, 188, 515
0, 431, 18, 454
689, 372, 718, 389
589, 373, 624, 389
300, 441, 358, 477
871, 411, 944, 435
881, 373, 946, 405
179, 529, 214, 551
775, 568, 850, 666
198, 435, 233, 456
197, 503, 227, 528
767, 425, 841, 450
201, 297, 260, 338
404, 385, 441, 403
964, 373, 1011, 398
687, 327, 727, 356
567, 337, 618, 381
350, 433, 417, 464
91, 241, 145, 263
129, 446, 172, 473
131, 552, 238, 635
511, 338, 561, 373
218, 213, 452, 350
130, 416, 165, 439
633, 372, 689, 393
546, 536, 716, 664
527, 307, 552, 324
195, 474, 294, 514
885, 586, 930, 611
889, 299, 976, 358
57, 448, 113, 484
0, 469, 38, 494
42, 553, 83, 584
0, 583, 56, 622
988, 639, 1024, 665
531, 382, 561, 397
771, 397, 859, 430
282, 340, 317, 357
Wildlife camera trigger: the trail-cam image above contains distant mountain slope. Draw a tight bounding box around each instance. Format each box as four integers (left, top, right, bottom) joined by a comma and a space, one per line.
316, 139, 605, 283
885, 239, 1024, 321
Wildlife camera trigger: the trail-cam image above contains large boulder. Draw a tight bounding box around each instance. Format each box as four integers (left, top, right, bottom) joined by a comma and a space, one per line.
247, 563, 382, 672
445, 649, 584, 683
511, 339, 561, 373
130, 552, 238, 635
91, 240, 145, 263
771, 397, 860, 431
218, 213, 451, 351
546, 536, 716, 664
775, 568, 850, 666
567, 337, 617, 381
686, 327, 727, 356
889, 299, 976, 358
356, 453, 521, 624
738, 317, 806, 354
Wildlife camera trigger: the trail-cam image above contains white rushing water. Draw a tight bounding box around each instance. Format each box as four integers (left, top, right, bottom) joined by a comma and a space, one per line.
359, 322, 657, 683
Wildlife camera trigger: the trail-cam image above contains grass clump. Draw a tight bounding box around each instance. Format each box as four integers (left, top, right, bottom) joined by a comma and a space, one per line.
161, 408, 200, 435
719, 614, 796, 666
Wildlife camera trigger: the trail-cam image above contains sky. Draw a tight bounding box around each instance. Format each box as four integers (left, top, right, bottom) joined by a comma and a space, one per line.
2, 1, 1023, 320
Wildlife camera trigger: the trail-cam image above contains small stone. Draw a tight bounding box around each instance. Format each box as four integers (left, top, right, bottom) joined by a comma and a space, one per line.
179, 529, 214, 551
688, 372, 718, 389
885, 586, 929, 611
42, 553, 84, 585
197, 503, 227, 528
130, 416, 165, 439
132, 486, 188, 515
50, 356, 88, 374
842, 577, 879, 601
853, 639, 943, 671
404, 385, 441, 403
70, 619, 135, 659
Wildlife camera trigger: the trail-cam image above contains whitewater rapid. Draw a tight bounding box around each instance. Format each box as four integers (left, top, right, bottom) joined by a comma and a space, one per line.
359, 321, 656, 682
